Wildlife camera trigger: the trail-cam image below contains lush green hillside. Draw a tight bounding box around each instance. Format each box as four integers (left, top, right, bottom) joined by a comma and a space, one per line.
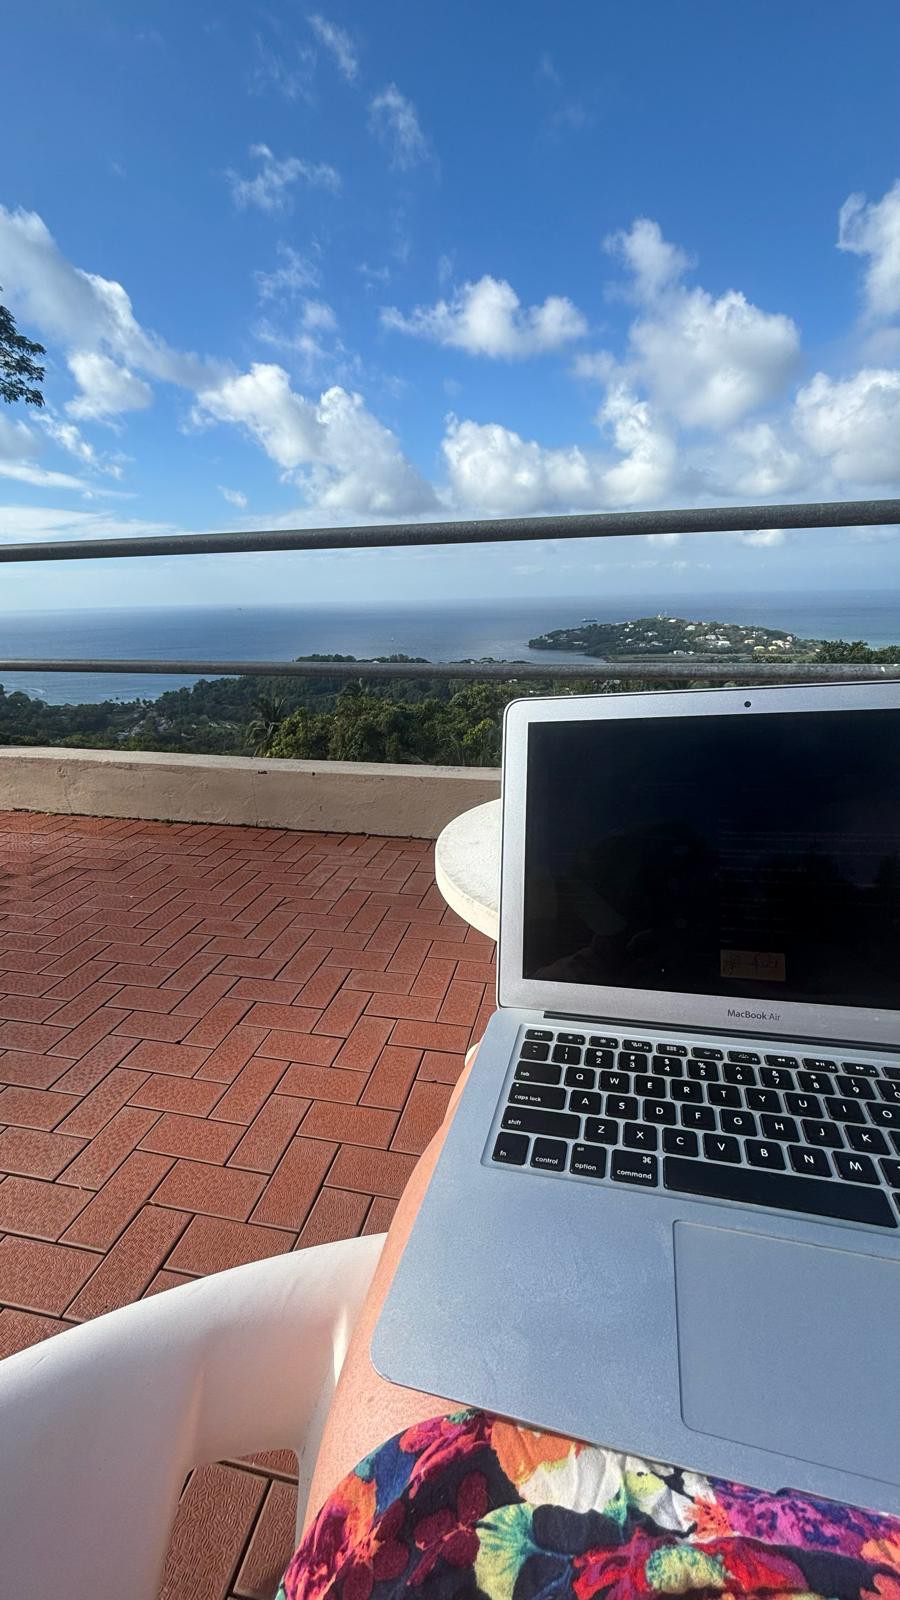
529, 613, 822, 659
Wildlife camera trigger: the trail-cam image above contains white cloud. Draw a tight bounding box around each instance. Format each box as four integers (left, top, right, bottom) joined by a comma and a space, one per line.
605, 218, 692, 301
66, 350, 153, 421
838, 180, 900, 321
715, 421, 809, 499
739, 528, 785, 547
250, 35, 316, 103
572, 350, 615, 383
0, 503, 175, 543
255, 244, 321, 302
300, 299, 338, 332
794, 368, 900, 486
307, 14, 359, 81
226, 144, 340, 213
442, 417, 599, 514
382, 275, 587, 359
218, 485, 248, 509
192, 363, 436, 515
596, 385, 679, 506
369, 85, 429, 170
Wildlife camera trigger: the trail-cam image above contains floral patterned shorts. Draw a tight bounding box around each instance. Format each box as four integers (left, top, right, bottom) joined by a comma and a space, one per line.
278, 1410, 900, 1600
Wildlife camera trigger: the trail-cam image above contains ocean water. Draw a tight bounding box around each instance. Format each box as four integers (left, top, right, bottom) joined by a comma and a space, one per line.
0, 591, 898, 705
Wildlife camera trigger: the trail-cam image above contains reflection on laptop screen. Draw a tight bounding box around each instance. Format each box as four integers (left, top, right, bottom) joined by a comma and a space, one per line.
524, 708, 900, 1010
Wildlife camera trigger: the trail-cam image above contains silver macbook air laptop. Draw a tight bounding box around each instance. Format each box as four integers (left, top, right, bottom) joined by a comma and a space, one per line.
372, 681, 900, 1514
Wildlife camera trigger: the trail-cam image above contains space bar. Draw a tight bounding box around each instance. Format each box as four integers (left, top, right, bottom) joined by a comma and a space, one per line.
664, 1157, 897, 1227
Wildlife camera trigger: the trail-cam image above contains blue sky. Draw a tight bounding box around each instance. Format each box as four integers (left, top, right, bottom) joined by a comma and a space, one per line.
1, 0, 899, 612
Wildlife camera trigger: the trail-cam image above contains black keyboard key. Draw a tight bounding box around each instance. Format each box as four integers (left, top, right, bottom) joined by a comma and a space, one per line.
721, 1109, 757, 1137
803, 1057, 836, 1071
746, 1139, 785, 1170
509, 1084, 567, 1111
802, 1119, 844, 1148
799, 1071, 834, 1095
612, 1149, 658, 1187
892, 1133, 900, 1153
671, 1080, 703, 1103
584, 1048, 614, 1070
747, 1088, 781, 1113
492, 1131, 528, 1165
786, 1092, 823, 1118
663, 1128, 698, 1155
623, 1039, 652, 1052
727, 1050, 761, 1064
761, 1066, 795, 1089
790, 1144, 832, 1176
584, 1117, 618, 1145
642, 1099, 676, 1125
724, 1063, 757, 1086
552, 1043, 582, 1066
842, 1061, 879, 1076
568, 1090, 602, 1114
765, 1054, 798, 1069
825, 1097, 866, 1124
834, 1151, 879, 1185
589, 1036, 619, 1049
884, 1066, 900, 1080
515, 1061, 562, 1086
681, 1105, 716, 1130
666, 1155, 896, 1227
879, 1081, 900, 1104
520, 1040, 550, 1061
836, 1074, 875, 1099
618, 1051, 648, 1073
657, 1043, 688, 1057
708, 1084, 741, 1108
624, 1121, 659, 1150
869, 1103, 900, 1127
882, 1158, 900, 1187
761, 1114, 800, 1143
600, 1071, 631, 1093
692, 1047, 724, 1060
606, 1095, 639, 1120
687, 1059, 720, 1082
635, 1075, 667, 1098
502, 1106, 581, 1139
525, 1029, 552, 1042
530, 1137, 568, 1172
652, 1055, 684, 1078
564, 1066, 596, 1090
570, 1143, 607, 1178
847, 1125, 888, 1154
703, 1133, 742, 1164
557, 1032, 586, 1046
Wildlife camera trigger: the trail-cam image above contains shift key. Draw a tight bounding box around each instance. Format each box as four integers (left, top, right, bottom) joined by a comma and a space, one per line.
502, 1106, 581, 1139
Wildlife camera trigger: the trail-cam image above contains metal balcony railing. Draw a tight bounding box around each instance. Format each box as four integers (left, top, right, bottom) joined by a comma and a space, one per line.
1, 498, 898, 685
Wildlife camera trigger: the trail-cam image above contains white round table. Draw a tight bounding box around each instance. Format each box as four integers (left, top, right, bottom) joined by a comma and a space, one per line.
434, 798, 501, 942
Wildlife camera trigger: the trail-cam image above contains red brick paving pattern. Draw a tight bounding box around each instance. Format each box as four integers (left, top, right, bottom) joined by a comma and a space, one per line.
0, 810, 495, 1598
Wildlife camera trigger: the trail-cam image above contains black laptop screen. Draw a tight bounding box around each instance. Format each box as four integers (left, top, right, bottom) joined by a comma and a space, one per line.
523, 707, 900, 1010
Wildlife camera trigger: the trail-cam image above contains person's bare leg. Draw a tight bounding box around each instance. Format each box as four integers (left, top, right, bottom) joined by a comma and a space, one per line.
302, 1048, 477, 1528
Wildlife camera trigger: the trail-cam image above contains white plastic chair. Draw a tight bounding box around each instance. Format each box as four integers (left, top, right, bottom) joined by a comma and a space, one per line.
0, 1231, 385, 1600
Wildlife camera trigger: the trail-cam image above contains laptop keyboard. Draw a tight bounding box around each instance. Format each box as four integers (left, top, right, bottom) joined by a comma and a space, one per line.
489, 1028, 900, 1229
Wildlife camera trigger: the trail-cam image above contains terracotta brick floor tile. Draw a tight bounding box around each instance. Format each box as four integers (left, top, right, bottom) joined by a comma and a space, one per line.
0, 1085, 80, 1129
67, 1203, 189, 1320
416, 1048, 467, 1084
391, 1081, 453, 1155
294, 963, 350, 1009
0, 1235, 100, 1314
0, 1125, 86, 1179
437, 979, 486, 1028
46, 978, 124, 1031
118, 1039, 212, 1077
0, 1049, 69, 1089
153, 1160, 267, 1221
258, 1029, 341, 1067
140, 1112, 244, 1164
171, 972, 237, 1018
274, 1061, 365, 1103
334, 1015, 393, 1072
226, 977, 301, 1004
296, 1185, 371, 1248
362, 1044, 422, 1110
388, 1018, 471, 1053
129, 1073, 225, 1116
168, 1214, 295, 1275
0, 1175, 89, 1239
159, 1463, 268, 1600
363, 1196, 398, 1234
0, 1020, 69, 1053
143, 1267, 194, 1296
110, 1008, 193, 1042
343, 967, 411, 995
56, 1066, 149, 1137
0, 1306, 72, 1358
363, 992, 442, 1023
195, 1023, 269, 1083
62, 1151, 173, 1250
300, 1100, 397, 1149
181, 997, 252, 1049
106, 983, 180, 1013
238, 1448, 298, 1478
233, 1478, 298, 1600
251, 1136, 337, 1231
326, 1144, 417, 1199
228, 1095, 308, 1173
47, 1035, 134, 1094
58, 1105, 161, 1190
243, 1001, 320, 1033
0, 993, 64, 1023
313, 986, 370, 1038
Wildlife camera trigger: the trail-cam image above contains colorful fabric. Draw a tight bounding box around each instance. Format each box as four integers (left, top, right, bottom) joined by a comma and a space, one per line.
279, 1411, 900, 1600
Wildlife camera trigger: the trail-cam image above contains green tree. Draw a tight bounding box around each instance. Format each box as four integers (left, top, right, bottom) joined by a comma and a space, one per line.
0, 299, 46, 408
246, 691, 288, 756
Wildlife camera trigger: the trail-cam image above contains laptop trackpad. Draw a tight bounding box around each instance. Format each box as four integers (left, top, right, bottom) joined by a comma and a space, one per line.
674, 1221, 900, 1483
